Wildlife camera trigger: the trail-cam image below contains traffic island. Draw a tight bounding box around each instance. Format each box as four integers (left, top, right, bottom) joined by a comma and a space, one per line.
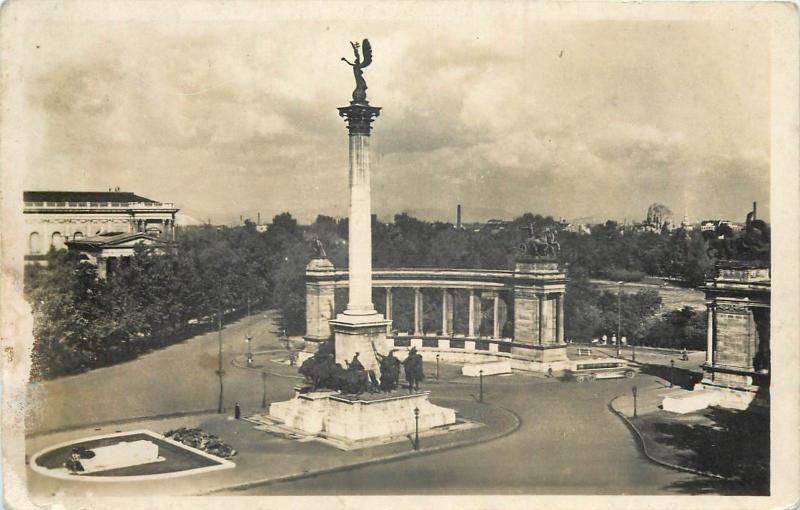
26, 396, 519, 499
611, 386, 769, 495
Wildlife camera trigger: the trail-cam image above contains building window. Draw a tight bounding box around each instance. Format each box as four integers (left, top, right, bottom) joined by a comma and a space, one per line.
29, 232, 41, 254
51, 232, 65, 250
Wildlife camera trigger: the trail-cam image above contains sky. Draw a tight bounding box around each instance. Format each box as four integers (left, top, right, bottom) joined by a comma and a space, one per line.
18, 2, 771, 225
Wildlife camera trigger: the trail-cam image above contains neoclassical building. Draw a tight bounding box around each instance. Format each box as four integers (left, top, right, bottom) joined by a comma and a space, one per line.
24, 190, 179, 263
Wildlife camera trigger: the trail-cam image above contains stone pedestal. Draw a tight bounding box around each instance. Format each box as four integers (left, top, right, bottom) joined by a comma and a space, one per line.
269, 390, 456, 444
329, 314, 391, 373
305, 257, 336, 344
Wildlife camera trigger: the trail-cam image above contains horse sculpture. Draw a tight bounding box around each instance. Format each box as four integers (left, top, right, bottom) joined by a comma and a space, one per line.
298, 341, 377, 395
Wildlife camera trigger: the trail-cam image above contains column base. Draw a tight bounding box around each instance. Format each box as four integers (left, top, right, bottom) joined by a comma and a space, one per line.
511, 344, 568, 363
329, 313, 392, 373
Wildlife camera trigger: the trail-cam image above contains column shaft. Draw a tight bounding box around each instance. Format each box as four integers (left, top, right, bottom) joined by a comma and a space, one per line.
556, 294, 564, 343
385, 288, 393, 334
468, 290, 481, 337
706, 304, 714, 365
537, 294, 545, 345
414, 288, 423, 335
442, 289, 453, 336
493, 295, 501, 338
345, 134, 376, 315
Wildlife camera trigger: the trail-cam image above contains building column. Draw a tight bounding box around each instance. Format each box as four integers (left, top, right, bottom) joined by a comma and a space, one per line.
706, 304, 714, 365
556, 294, 564, 343
414, 287, 423, 336
442, 289, 453, 336
537, 294, 545, 345
385, 288, 393, 335
492, 294, 501, 339
468, 290, 480, 337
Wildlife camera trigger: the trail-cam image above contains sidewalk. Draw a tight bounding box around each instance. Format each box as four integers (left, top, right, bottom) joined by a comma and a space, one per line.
26, 394, 520, 500
610, 386, 736, 483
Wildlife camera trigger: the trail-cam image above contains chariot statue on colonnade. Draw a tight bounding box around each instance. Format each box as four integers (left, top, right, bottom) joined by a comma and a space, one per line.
519, 224, 560, 258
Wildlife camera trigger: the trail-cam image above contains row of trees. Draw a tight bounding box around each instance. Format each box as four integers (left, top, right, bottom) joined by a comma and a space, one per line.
25, 213, 313, 379
26, 211, 718, 379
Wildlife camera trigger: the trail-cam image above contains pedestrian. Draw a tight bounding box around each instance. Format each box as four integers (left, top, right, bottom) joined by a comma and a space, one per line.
234, 402, 241, 420
547, 366, 553, 378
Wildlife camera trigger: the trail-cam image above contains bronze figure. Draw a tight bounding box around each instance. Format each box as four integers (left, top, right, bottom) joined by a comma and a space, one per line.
341, 39, 373, 103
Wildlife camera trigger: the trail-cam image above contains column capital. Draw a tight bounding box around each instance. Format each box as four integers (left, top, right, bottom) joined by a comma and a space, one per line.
338, 103, 381, 135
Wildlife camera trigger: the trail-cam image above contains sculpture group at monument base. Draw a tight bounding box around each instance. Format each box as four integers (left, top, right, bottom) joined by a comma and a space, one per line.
266, 388, 457, 446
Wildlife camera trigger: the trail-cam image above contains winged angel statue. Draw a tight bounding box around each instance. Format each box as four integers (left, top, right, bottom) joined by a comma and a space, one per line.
341, 39, 372, 103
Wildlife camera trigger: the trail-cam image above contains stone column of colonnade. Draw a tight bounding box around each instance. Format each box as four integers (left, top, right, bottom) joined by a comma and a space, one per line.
442, 289, 454, 336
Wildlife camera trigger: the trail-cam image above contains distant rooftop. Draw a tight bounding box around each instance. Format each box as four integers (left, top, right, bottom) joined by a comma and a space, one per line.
24, 191, 157, 203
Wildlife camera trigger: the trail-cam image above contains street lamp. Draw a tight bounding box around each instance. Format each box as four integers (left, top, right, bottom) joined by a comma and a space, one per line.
479, 369, 484, 403
669, 359, 675, 388
261, 370, 268, 409
217, 311, 225, 414
632, 386, 638, 418
413, 407, 420, 450
616, 282, 623, 358
246, 335, 253, 367
436, 353, 440, 381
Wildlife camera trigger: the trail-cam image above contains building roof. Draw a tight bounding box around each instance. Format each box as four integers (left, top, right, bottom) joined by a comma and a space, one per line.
66, 231, 172, 250
24, 191, 157, 203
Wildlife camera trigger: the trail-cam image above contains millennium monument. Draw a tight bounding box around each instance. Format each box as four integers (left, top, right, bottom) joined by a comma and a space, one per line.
265, 40, 456, 447
328, 39, 392, 374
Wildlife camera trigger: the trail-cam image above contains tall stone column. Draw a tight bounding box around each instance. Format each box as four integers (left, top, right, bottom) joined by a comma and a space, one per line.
492, 294, 501, 339
468, 289, 479, 337
537, 294, 545, 345
385, 288, 393, 335
329, 100, 390, 373
414, 287, 423, 336
442, 289, 453, 336
556, 294, 564, 343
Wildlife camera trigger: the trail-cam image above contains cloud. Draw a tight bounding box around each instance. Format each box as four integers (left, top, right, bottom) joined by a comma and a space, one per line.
20, 14, 770, 224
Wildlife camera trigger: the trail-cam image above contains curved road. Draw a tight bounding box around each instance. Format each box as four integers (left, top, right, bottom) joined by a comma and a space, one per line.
234, 374, 698, 495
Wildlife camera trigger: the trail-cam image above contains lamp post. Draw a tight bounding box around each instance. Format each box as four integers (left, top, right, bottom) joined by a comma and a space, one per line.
261, 370, 268, 409
616, 282, 623, 358
246, 335, 253, 367
436, 353, 440, 380
669, 359, 675, 388
632, 386, 638, 418
413, 407, 420, 450
479, 369, 484, 403
217, 311, 225, 414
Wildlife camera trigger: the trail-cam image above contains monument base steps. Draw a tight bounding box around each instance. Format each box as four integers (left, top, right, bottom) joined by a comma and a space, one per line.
260, 390, 460, 450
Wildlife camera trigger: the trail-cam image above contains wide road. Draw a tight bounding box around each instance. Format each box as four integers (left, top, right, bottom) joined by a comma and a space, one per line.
27, 309, 703, 495
26, 310, 299, 434
236, 373, 699, 495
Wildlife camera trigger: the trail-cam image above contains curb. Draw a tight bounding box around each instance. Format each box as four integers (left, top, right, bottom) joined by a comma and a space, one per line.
198, 404, 522, 495
608, 394, 729, 481
26, 408, 219, 438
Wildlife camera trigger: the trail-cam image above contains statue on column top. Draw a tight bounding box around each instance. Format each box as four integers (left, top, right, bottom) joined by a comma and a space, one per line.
341, 39, 373, 103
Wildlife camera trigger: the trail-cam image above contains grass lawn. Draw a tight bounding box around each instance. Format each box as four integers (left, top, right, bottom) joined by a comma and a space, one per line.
34, 432, 225, 477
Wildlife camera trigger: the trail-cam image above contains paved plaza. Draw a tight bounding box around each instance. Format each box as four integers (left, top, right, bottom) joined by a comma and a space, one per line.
24, 310, 725, 498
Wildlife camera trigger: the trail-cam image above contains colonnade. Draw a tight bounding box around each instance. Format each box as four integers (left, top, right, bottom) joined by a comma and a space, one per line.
383, 287, 507, 339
